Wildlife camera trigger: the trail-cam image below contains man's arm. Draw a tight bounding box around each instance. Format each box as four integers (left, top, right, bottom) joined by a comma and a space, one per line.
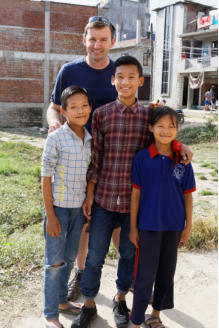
47, 102, 63, 133
180, 193, 193, 246
42, 177, 61, 237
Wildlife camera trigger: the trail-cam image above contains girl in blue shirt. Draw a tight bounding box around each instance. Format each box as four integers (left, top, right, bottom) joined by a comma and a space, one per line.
129, 106, 196, 328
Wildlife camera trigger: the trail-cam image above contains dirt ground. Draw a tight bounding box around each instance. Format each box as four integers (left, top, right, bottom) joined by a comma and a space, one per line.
0, 251, 217, 328
0, 109, 217, 328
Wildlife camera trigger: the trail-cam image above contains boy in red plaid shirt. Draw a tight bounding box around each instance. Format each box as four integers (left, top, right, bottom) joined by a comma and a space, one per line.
71, 55, 192, 328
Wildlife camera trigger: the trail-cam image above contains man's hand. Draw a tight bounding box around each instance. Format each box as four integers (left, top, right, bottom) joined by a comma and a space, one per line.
47, 102, 62, 133
180, 144, 193, 165
46, 215, 61, 237
179, 225, 192, 247
129, 227, 139, 248
48, 121, 62, 134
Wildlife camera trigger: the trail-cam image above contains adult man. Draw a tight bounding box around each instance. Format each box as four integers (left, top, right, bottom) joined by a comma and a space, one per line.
47, 16, 119, 304
204, 85, 216, 110
48, 16, 117, 133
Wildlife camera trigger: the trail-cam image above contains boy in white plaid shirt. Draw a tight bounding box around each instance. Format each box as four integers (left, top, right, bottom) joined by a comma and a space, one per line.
41, 86, 92, 328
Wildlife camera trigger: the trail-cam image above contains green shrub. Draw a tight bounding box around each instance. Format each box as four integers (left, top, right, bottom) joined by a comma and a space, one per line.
177, 120, 218, 144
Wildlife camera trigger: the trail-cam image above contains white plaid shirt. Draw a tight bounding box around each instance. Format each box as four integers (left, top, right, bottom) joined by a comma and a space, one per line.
42, 122, 92, 208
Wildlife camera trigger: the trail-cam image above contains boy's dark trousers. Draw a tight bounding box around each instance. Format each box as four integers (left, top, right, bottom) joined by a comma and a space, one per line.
130, 230, 181, 325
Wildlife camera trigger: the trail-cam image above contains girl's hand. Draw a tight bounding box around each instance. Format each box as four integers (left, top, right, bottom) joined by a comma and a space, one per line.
129, 227, 139, 248
46, 215, 61, 238
180, 144, 193, 165
179, 226, 192, 247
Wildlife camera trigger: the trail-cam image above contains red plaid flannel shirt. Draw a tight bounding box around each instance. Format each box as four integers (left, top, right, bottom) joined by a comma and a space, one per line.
87, 99, 150, 213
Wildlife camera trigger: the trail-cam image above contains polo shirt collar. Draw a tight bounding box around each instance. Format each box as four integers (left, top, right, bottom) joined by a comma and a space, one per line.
148, 142, 180, 162
63, 122, 92, 143
116, 98, 139, 113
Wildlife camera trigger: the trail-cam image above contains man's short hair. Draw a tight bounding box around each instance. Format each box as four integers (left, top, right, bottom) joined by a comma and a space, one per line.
84, 17, 115, 39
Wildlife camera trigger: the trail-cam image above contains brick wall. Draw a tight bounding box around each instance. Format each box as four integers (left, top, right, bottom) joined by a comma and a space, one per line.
0, 0, 97, 127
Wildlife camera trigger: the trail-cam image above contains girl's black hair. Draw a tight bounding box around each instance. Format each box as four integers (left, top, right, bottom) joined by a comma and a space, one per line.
149, 106, 180, 166
61, 85, 91, 110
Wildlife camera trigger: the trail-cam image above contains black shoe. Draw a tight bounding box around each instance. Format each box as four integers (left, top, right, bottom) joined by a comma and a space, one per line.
71, 305, 97, 328
112, 297, 130, 328
67, 270, 83, 301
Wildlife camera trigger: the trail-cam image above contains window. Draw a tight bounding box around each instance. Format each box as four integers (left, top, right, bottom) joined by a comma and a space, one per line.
193, 40, 202, 58
182, 40, 191, 58
211, 41, 218, 57
143, 52, 149, 66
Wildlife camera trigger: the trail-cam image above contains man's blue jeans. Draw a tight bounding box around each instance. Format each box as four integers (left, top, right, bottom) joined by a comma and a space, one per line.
44, 206, 85, 319
81, 203, 135, 298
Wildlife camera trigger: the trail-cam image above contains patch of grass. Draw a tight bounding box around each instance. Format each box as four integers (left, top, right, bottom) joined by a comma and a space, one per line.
177, 120, 218, 144
186, 219, 218, 250
200, 190, 214, 196
199, 175, 208, 180
107, 242, 119, 260
212, 178, 218, 182
210, 170, 217, 177
0, 141, 42, 235
0, 223, 44, 288
200, 162, 210, 168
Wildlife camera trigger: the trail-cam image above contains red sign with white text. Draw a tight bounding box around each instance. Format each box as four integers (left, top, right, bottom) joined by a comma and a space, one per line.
197, 16, 213, 29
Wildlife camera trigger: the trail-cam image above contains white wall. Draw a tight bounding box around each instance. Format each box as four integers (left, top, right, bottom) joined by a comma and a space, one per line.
152, 3, 185, 108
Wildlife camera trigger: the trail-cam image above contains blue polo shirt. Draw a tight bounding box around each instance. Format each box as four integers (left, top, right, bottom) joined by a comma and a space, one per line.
132, 143, 196, 231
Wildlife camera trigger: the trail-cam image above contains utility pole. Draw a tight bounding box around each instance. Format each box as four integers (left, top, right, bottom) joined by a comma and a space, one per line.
149, 23, 153, 101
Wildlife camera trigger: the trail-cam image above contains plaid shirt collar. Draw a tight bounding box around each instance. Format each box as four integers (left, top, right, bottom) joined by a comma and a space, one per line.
63, 121, 92, 143
116, 98, 139, 113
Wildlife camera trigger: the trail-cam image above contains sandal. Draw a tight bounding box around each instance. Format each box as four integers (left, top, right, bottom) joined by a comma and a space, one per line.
145, 316, 165, 328
59, 303, 81, 316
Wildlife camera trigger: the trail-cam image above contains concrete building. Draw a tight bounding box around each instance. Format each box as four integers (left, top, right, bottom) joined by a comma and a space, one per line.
98, 0, 150, 41
152, 0, 218, 109
0, 0, 97, 127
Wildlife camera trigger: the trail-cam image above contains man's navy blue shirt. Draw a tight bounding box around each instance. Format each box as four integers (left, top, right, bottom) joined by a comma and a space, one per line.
132, 143, 196, 231
51, 57, 117, 133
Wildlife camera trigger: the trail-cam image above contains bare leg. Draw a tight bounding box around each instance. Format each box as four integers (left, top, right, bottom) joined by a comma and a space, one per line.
151, 309, 160, 318
67, 224, 89, 301
76, 223, 89, 270
112, 226, 121, 252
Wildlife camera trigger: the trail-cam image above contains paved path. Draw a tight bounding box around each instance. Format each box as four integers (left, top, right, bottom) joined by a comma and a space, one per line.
6, 251, 218, 328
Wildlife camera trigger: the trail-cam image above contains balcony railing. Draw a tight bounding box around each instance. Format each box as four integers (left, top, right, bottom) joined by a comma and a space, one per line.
178, 55, 218, 72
